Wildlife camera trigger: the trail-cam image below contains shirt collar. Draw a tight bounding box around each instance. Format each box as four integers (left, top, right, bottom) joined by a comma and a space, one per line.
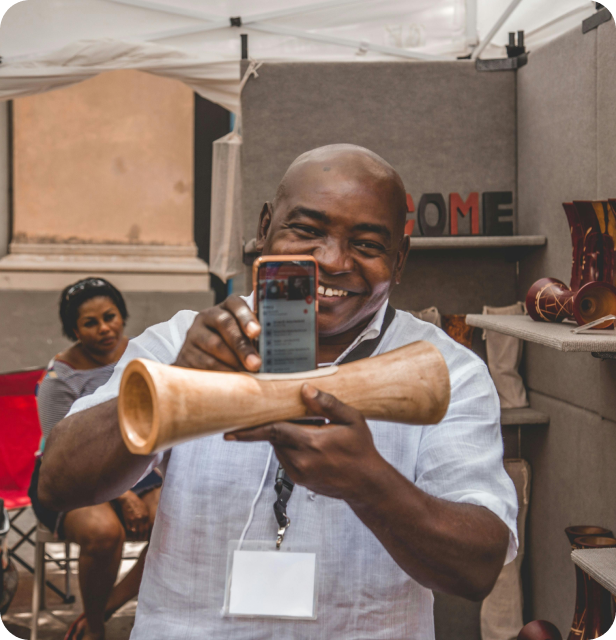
333, 297, 389, 364
244, 291, 390, 365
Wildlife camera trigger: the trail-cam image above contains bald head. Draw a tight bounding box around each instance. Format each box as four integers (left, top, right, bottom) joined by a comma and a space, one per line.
274, 144, 407, 234
256, 144, 411, 338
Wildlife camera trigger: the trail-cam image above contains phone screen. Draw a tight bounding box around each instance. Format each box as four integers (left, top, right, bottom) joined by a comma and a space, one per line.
256, 260, 317, 373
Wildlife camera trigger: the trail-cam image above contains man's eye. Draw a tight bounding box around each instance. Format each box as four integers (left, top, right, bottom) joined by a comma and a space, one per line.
104, 313, 116, 322
84, 321, 97, 327
291, 225, 321, 237
354, 241, 384, 253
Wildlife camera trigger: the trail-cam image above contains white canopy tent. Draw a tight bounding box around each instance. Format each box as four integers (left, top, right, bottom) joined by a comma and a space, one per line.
0, 0, 601, 111
0, 0, 605, 281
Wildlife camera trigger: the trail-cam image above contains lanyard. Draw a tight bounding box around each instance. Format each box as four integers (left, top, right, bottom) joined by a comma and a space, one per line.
273, 304, 396, 548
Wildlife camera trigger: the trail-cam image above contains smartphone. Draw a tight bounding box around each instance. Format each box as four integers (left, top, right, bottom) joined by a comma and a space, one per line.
253, 255, 318, 373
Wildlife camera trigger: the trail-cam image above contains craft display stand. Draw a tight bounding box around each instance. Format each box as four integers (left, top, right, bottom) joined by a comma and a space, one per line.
465, 315, 616, 356
571, 549, 616, 597
409, 235, 546, 252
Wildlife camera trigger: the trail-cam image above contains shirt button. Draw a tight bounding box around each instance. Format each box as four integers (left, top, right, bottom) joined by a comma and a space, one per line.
307, 491, 316, 501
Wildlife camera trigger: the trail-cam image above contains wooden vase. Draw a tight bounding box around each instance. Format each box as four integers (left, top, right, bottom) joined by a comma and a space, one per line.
526, 202, 616, 328
574, 536, 616, 640
518, 620, 562, 640
565, 526, 616, 640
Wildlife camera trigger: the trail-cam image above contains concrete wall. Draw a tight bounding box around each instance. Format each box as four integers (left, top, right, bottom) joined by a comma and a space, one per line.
0, 101, 9, 258
241, 60, 518, 312
517, 20, 616, 634
12, 70, 194, 246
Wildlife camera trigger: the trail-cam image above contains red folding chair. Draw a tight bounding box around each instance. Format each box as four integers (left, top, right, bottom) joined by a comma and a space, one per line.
0, 367, 74, 607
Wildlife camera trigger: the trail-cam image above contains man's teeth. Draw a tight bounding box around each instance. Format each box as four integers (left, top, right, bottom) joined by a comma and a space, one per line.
317, 286, 348, 297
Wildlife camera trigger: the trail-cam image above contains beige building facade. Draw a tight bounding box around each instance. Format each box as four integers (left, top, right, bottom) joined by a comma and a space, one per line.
0, 69, 209, 291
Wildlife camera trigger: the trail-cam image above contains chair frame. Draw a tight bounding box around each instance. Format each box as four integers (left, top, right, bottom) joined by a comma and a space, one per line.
8, 507, 74, 604
30, 522, 73, 640
29, 517, 141, 640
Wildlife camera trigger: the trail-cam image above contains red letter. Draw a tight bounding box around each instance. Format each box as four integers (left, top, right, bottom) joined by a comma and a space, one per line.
449, 193, 479, 235
405, 193, 415, 235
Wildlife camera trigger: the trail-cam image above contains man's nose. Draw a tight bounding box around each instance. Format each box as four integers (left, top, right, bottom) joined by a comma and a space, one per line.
314, 241, 353, 274
99, 322, 111, 334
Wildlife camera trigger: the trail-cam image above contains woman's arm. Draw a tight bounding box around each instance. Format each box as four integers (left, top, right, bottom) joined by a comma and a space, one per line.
38, 398, 157, 512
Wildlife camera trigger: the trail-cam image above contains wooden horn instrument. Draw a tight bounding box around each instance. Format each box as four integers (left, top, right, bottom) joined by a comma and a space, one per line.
118, 341, 451, 455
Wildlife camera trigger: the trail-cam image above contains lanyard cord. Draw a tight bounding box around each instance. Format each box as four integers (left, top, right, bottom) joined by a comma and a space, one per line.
273, 463, 295, 529
272, 304, 397, 534
237, 445, 274, 550
237, 305, 396, 550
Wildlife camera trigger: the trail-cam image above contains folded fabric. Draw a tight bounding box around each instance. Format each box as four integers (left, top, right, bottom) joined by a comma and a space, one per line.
482, 302, 528, 409
410, 306, 442, 328
480, 459, 531, 640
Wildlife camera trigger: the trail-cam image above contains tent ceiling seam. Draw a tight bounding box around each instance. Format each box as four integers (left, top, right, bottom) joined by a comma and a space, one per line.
247, 22, 445, 61
104, 0, 366, 28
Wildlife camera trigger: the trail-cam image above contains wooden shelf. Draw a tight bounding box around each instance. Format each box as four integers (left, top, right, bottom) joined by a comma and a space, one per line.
466, 315, 616, 353
572, 549, 616, 596
408, 235, 546, 250
500, 407, 549, 426
242, 235, 547, 265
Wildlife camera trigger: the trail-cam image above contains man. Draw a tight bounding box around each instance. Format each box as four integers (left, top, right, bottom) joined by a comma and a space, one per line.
40, 144, 518, 640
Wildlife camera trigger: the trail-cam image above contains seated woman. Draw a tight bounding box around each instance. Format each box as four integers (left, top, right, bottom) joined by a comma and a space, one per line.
29, 278, 162, 640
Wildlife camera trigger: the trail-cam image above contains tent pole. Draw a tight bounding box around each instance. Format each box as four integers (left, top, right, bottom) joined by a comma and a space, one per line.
241, 0, 363, 24
105, 0, 363, 28
138, 21, 229, 42
471, 0, 525, 60
465, 0, 478, 48
105, 0, 221, 21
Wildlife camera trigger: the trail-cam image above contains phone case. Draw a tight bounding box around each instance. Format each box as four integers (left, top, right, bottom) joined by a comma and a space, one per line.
252, 255, 319, 369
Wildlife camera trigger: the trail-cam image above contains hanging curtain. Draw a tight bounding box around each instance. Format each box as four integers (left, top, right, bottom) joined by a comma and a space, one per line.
209, 61, 261, 283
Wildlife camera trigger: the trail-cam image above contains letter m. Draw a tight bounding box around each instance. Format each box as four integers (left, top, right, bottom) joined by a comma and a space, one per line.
449, 193, 479, 235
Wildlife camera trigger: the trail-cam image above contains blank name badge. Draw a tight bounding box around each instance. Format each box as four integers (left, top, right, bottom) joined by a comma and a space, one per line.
223, 540, 318, 620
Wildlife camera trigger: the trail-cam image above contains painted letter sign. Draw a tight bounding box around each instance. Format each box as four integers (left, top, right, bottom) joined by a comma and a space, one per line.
405, 191, 514, 237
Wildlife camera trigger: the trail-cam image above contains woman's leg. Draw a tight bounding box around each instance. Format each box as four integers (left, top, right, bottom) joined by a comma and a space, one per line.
63, 503, 125, 640
103, 487, 161, 618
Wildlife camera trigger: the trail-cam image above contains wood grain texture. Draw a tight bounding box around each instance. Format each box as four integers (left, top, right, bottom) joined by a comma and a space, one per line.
118, 341, 451, 454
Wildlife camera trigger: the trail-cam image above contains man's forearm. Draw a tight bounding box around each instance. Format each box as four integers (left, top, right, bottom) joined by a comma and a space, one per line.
346, 460, 510, 601
39, 398, 156, 512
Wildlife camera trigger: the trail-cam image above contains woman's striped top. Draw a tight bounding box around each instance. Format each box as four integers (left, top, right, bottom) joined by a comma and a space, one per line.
36, 359, 116, 439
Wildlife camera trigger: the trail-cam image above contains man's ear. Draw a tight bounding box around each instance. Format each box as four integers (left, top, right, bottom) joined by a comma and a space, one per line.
255, 202, 273, 252
394, 235, 411, 285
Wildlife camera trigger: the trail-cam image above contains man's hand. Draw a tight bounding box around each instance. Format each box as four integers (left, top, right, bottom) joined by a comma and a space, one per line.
174, 295, 262, 372
225, 384, 387, 501
117, 491, 150, 540
225, 383, 509, 601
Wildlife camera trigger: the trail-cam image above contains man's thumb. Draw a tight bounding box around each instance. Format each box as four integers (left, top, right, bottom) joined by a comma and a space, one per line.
300, 384, 357, 424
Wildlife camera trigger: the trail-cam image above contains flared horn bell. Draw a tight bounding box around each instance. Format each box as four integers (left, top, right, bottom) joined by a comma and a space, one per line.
573, 281, 616, 328
118, 341, 451, 455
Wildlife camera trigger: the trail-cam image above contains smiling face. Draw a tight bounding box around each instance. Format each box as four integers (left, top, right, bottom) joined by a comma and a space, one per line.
256, 146, 410, 338
73, 296, 125, 356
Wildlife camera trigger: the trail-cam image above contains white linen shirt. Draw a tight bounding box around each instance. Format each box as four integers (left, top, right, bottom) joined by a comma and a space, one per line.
68, 297, 518, 640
